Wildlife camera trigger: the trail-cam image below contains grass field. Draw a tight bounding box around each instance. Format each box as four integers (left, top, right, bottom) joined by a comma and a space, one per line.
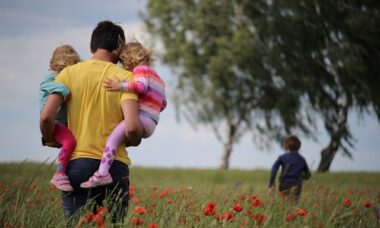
0, 161, 379, 227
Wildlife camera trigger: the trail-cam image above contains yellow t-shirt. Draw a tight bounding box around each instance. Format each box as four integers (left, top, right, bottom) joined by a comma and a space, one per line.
55, 59, 137, 165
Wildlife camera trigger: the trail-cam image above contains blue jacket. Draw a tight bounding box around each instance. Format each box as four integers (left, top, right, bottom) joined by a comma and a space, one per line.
39, 72, 70, 124
269, 151, 310, 187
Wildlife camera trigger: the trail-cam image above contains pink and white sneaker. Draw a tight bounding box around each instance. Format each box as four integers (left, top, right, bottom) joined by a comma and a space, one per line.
51, 173, 73, 192
80, 171, 113, 188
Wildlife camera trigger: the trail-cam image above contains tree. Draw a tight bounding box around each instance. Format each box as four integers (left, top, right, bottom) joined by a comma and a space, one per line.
143, 0, 380, 171
143, 0, 311, 169
260, 0, 380, 171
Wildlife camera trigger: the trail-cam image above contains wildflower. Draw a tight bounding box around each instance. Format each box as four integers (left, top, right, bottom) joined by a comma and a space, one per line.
286, 212, 297, 221
233, 203, 243, 212
166, 199, 173, 204
251, 194, 257, 200
297, 208, 308, 218
129, 185, 136, 192
204, 202, 216, 216
255, 213, 266, 225
131, 196, 141, 203
77, 212, 94, 227
221, 211, 235, 222
49, 185, 57, 192
148, 223, 159, 228
240, 220, 247, 227
158, 188, 172, 198
91, 213, 105, 227
343, 198, 352, 207
96, 206, 108, 216
131, 217, 143, 226
133, 206, 147, 215
251, 198, 261, 207
362, 200, 372, 208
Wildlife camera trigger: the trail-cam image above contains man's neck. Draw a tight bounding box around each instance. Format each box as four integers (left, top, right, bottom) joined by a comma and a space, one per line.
92, 49, 117, 63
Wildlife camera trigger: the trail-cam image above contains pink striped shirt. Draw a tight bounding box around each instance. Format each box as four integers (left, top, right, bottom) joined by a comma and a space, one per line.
120, 65, 166, 123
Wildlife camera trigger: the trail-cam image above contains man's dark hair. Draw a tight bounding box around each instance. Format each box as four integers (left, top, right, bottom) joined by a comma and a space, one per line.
90, 20, 125, 53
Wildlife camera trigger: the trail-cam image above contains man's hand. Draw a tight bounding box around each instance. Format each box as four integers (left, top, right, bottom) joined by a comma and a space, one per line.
103, 79, 121, 91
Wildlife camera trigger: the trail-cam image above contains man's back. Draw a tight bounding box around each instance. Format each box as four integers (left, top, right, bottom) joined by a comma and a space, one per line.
56, 59, 137, 164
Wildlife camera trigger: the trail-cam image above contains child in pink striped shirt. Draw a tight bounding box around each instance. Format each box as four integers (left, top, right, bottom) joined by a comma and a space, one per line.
81, 41, 167, 188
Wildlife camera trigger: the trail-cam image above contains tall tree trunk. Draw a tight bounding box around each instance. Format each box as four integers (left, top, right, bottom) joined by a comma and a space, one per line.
317, 101, 349, 172
220, 124, 236, 169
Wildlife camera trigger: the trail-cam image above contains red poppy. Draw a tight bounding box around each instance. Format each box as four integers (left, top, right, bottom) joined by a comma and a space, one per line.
148, 223, 159, 228
49, 185, 57, 192
129, 185, 136, 192
343, 198, 352, 207
221, 212, 235, 221
286, 212, 296, 221
251, 194, 257, 200
297, 208, 308, 218
133, 206, 147, 215
233, 203, 243, 212
255, 213, 266, 225
91, 213, 105, 227
240, 220, 247, 227
204, 202, 216, 216
131, 217, 143, 226
159, 188, 172, 198
251, 198, 261, 207
131, 197, 141, 203
166, 199, 173, 204
362, 200, 372, 208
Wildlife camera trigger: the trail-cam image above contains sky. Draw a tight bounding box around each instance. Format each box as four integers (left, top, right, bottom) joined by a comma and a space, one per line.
0, 0, 379, 172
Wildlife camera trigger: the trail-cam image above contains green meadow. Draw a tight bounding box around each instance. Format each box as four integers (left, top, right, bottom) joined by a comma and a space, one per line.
0, 162, 379, 227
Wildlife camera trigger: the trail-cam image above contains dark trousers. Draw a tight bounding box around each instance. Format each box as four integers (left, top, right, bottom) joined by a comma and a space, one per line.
279, 179, 302, 204
62, 158, 130, 224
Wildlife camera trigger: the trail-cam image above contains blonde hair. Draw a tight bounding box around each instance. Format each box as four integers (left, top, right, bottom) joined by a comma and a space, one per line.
119, 42, 153, 71
50, 44, 81, 73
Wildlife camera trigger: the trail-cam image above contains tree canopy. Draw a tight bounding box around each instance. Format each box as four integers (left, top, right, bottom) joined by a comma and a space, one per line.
143, 0, 380, 170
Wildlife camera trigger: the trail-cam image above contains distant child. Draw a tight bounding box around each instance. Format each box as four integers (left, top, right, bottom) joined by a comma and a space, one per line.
39, 44, 80, 191
268, 135, 311, 203
80, 41, 167, 188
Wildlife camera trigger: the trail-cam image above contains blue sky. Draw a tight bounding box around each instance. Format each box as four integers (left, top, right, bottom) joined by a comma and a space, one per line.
0, 0, 379, 172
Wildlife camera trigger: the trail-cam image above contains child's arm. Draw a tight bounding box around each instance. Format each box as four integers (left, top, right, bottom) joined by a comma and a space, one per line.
40, 80, 70, 101
104, 72, 149, 95
303, 162, 311, 180
269, 158, 281, 188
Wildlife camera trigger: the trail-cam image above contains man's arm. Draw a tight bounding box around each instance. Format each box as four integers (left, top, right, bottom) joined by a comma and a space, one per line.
40, 93, 64, 143
121, 99, 143, 147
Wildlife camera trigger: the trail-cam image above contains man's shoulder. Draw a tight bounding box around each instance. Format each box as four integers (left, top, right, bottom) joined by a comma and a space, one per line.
113, 65, 132, 79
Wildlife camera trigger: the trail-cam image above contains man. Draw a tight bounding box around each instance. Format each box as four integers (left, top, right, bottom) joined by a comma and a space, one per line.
40, 20, 143, 222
